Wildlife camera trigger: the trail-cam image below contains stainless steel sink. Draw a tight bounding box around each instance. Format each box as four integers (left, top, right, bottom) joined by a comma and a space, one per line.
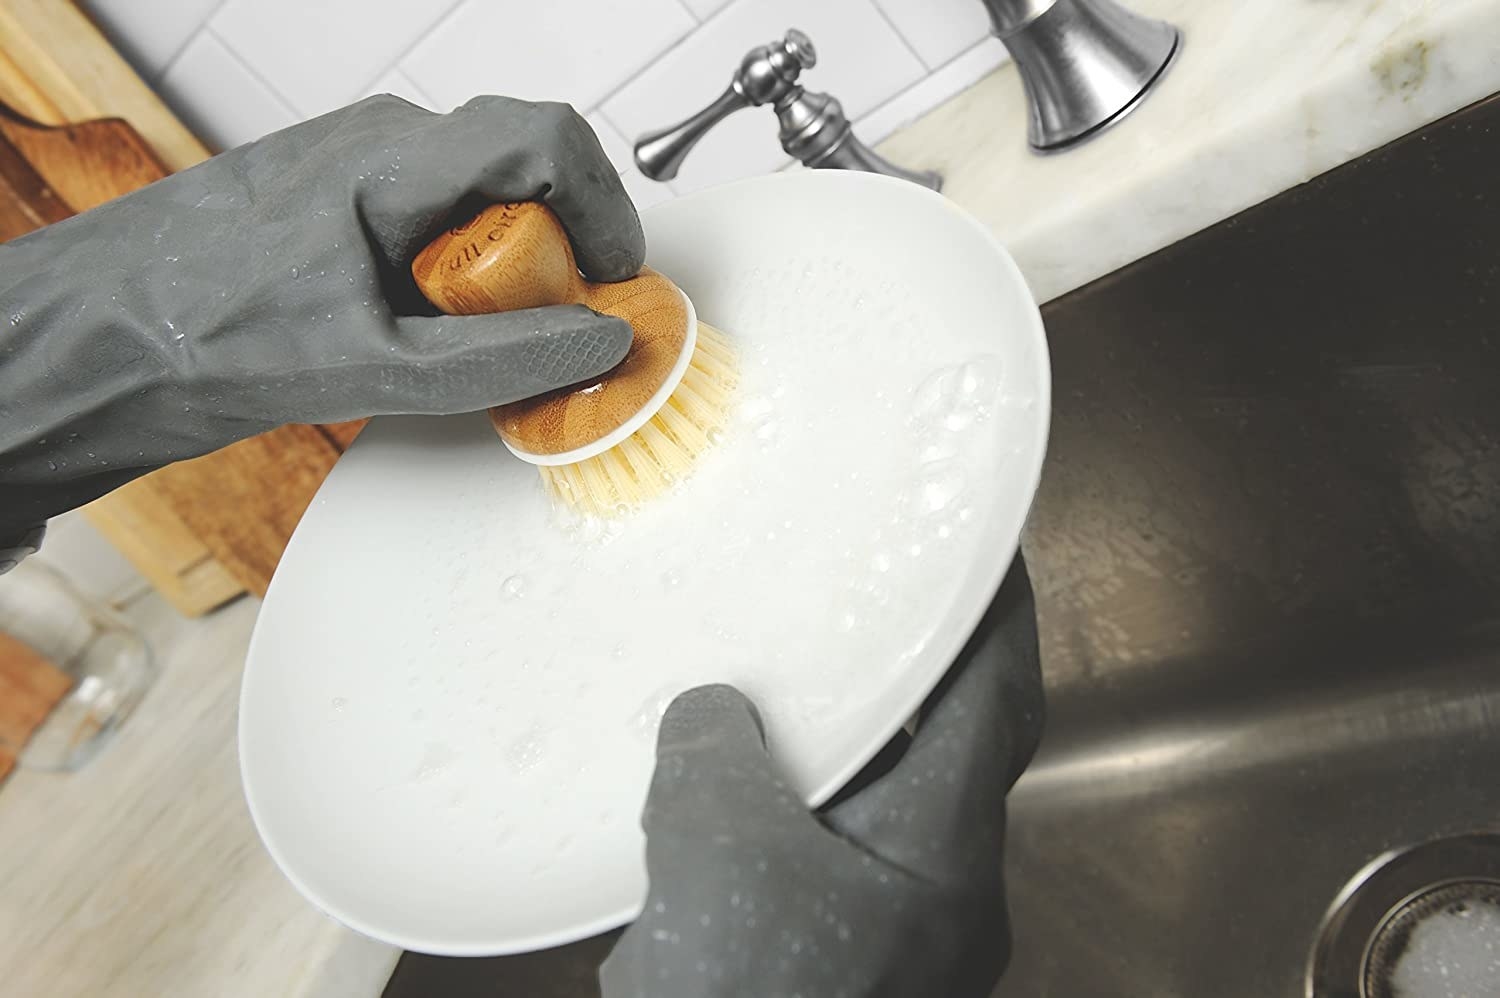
1006, 92, 1500, 997
385, 93, 1500, 998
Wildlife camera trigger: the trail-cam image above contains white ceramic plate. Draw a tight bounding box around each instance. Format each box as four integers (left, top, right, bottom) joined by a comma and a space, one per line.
239, 170, 1049, 956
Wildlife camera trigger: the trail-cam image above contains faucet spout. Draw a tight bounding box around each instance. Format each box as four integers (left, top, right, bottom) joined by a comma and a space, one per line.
981, 0, 1181, 151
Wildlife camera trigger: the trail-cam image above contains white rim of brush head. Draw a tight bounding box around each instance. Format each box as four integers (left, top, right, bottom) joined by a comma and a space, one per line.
505, 288, 699, 467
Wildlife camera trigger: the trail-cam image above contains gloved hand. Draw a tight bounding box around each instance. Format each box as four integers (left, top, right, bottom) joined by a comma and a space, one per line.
0, 94, 643, 553
601, 557, 1045, 998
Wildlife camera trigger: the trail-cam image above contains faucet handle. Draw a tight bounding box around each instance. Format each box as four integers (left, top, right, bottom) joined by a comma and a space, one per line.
633, 87, 750, 182
777, 90, 943, 191
735, 27, 816, 104
633, 28, 940, 190
635, 29, 815, 182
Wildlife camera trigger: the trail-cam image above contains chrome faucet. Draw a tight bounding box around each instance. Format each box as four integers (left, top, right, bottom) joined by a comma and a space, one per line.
633, 29, 942, 192
981, 0, 1182, 151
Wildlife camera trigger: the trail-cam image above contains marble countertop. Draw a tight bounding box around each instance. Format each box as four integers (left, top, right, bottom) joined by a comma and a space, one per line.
2, 2, 1497, 995
877, 0, 1500, 303
0, 556, 400, 998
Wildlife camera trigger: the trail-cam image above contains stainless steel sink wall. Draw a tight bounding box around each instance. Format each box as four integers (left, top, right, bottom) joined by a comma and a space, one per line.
1006, 92, 1500, 997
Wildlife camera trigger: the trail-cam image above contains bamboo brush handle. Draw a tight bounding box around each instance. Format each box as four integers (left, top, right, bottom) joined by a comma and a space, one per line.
411, 202, 587, 315
411, 202, 691, 459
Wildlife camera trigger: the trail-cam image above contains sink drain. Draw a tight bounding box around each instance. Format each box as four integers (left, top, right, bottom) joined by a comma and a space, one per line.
1307, 833, 1500, 998
1363, 880, 1500, 998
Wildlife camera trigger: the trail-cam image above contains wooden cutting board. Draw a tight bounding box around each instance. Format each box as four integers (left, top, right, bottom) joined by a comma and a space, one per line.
0, 630, 73, 784
0, 0, 367, 614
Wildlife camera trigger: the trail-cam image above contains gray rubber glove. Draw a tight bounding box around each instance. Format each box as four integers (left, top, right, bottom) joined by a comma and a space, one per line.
0, 94, 642, 553
601, 557, 1045, 998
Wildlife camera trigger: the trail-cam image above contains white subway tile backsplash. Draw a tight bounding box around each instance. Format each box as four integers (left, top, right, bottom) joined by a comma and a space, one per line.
585, 112, 634, 174
620, 168, 675, 211
873, 0, 994, 69
157, 31, 299, 152
402, 0, 695, 114
857, 37, 1007, 146
360, 69, 441, 112
679, 0, 734, 21
98, 0, 996, 204
85, 0, 223, 81
212, 0, 459, 119
601, 0, 924, 193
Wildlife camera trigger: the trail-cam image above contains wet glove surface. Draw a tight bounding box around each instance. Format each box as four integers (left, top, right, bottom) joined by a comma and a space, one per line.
0, 94, 642, 544
601, 558, 1045, 998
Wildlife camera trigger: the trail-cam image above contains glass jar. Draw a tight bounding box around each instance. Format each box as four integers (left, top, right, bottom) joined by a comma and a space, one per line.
0, 557, 155, 771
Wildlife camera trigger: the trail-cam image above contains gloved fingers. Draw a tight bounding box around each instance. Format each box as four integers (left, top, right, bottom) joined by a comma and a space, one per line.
903, 555, 1044, 786
475, 98, 646, 284
607, 685, 834, 998
822, 556, 1044, 874
640, 684, 820, 852
321, 306, 632, 416
353, 95, 644, 284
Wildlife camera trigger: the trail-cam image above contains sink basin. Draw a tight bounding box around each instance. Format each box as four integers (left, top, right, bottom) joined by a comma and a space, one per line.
383, 92, 1500, 998
1005, 92, 1500, 997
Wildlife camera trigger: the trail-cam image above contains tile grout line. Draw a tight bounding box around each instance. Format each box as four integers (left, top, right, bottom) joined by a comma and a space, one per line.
392, 0, 697, 120
175, 0, 963, 187
203, 24, 302, 119
349, 65, 439, 111
397, 74, 439, 113
857, 33, 994, 124
591, 6, 705, 121
867, 0, 932, 71
587, 105, 679, 197
152, 0, 236, 84
588, 112, 633, 152
691, 0, 740, 33
593, 0, 811, 198
359, 0, 470, 105
588, 103, 683, 197
851, 37, 1004, 143
596, 0, 919, 189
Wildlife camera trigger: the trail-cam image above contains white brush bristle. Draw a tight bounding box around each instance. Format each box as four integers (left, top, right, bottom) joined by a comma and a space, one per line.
539, 322, 737, 517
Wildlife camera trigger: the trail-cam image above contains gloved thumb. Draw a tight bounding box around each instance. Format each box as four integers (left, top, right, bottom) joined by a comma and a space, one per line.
356, 305, 632, 416
641, 684, 818, 848
656, 683, 767, 758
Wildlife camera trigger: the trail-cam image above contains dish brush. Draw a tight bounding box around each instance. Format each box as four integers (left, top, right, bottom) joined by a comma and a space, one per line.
412, 202, 737, 517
